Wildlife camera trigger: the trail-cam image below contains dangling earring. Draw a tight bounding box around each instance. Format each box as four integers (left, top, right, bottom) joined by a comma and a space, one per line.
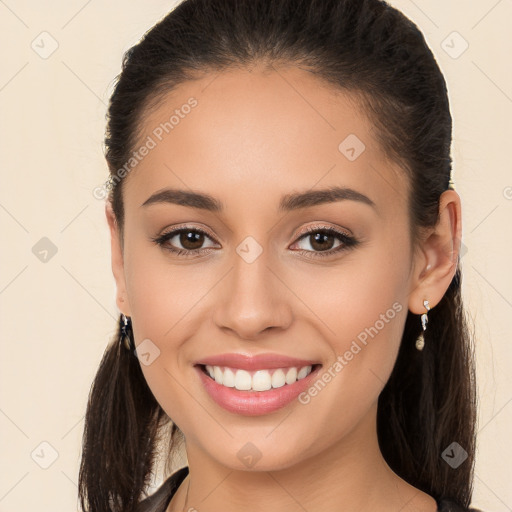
120, 313, 133, 350
415, 300, 430, 351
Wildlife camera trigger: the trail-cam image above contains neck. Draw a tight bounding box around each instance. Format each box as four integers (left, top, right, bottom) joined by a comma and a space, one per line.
168, 404, 437, 512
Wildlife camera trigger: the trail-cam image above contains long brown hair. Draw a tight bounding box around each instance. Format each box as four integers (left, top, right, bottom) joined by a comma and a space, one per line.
79, 0, 477, 510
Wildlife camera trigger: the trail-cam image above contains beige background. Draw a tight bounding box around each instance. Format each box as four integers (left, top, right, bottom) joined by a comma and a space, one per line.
0, 0, 511, 510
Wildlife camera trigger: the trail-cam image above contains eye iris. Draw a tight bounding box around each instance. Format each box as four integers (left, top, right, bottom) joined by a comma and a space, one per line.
180, 231, 205, 250
310, 232, 335, 251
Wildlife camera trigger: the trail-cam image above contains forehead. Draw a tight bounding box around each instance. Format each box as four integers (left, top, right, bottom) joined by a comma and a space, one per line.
123, 65, 408, 217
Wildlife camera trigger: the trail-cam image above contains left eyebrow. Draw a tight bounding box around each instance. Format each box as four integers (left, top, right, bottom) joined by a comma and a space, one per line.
278, 186, 375, 212
140, 185, 376, 212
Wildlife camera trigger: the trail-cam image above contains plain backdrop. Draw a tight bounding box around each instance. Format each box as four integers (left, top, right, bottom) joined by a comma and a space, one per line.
0, 1, 511, 510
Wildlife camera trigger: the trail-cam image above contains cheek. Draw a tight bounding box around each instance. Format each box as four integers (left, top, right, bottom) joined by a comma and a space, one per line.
285, 236, 411, 412
293, 270, 407, 401
122, 243, 219, 423
123, 237, 212, 342
290, 233, 410, 349
275, 269, 409, 460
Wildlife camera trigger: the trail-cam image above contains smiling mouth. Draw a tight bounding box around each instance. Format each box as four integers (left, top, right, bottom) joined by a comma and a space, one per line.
198, 363, 322, 392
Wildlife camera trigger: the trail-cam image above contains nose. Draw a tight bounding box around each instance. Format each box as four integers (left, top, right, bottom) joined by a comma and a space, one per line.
212, 247, 293, 341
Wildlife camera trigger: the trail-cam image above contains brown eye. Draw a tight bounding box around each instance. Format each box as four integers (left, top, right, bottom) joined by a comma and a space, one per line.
307, 232, 337, 252
291, 226, 358, 259
152, 227, 218, 256
179, 230, 206, 250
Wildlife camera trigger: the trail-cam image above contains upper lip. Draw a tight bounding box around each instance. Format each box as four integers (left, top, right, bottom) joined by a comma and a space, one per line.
195, 353, 321, 371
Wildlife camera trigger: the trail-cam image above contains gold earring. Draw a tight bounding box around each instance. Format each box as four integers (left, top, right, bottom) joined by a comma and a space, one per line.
415, 300, 430, 351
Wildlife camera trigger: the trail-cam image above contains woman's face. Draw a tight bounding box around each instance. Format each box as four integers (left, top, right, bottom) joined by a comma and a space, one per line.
110, 65, 423, 471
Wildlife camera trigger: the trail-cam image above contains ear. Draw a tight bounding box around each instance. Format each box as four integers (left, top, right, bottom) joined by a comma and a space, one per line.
408, 189, 462, 314
105, 201, 131, 316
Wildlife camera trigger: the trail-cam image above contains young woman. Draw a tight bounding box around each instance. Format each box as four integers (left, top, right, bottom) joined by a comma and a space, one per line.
79, 1, 482, 511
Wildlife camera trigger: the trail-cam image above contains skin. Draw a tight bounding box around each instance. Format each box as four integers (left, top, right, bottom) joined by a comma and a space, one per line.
106, 64, 461, 512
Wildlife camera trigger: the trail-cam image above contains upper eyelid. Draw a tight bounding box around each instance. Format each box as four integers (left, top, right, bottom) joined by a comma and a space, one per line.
160, 225, 218, 242
158, 223, 216, 238
296, 224, 352, 238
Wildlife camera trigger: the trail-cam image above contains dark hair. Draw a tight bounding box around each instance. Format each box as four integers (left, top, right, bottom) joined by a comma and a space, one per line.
79, 0, 477, 510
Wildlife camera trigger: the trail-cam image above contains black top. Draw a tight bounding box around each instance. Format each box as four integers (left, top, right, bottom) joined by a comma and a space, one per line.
135, 466, 483, 512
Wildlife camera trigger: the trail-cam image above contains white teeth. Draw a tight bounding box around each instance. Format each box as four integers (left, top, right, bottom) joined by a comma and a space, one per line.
285, 367, 297, 384
297, 366, 310, 380
222, 367, 235, 387
252, 370, 272, 391
203, 364, 314, 391
234, 369, 252, 390
214, 366, 223, 384
271, 369, 286, 388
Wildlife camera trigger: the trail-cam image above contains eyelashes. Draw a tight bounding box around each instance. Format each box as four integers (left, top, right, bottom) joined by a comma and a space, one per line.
150, 224, 359, 260
290, 225, 359, 258
151, 226, 217, 258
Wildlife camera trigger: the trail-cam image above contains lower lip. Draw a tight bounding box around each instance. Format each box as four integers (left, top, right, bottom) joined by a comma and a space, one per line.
195, 365, 321, 416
